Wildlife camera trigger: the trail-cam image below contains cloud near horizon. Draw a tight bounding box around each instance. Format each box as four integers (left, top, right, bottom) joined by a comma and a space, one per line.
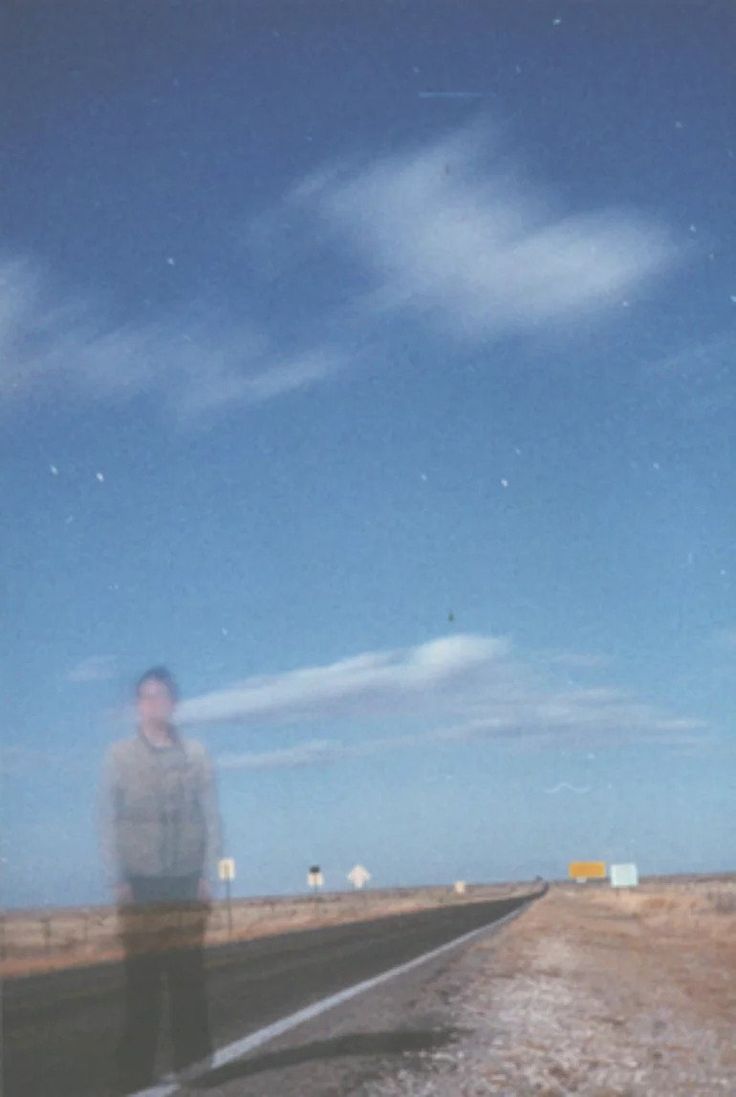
1, 120, 680, 421
175, 632, 709, 770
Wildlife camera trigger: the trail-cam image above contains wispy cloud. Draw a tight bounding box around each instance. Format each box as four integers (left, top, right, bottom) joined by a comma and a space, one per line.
2, 120, 681, 422
178, 634, 509, 726
0, 255, 343, 422
175, 632, 708, 769
217, 739, 348, 771
215, 729, 455, 771
67, 654, 118, 683
544, 783, 591, 795
286, 123, 677, 342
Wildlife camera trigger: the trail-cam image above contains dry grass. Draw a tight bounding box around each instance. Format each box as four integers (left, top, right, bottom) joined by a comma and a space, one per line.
0, 882, 531, 979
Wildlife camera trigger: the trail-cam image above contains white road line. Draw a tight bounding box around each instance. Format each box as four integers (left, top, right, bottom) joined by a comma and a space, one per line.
133, 900, 531, 1097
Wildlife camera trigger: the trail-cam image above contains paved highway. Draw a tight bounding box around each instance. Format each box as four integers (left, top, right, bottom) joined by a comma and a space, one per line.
3, 893, 538, 1096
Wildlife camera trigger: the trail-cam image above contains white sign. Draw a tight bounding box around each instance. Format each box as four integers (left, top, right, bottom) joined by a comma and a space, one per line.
610, 863, 639, 888
218, 858, 236, 881
308, 867, 324, 889
453, 880, 467, 895
347, 864, 371, 889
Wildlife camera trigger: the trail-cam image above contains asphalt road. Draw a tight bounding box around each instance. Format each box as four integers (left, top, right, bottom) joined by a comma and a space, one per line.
3, 893, 536, 1097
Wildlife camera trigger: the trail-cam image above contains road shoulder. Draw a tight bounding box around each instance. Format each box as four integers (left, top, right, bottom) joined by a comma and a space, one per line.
353, 881, 736, 1097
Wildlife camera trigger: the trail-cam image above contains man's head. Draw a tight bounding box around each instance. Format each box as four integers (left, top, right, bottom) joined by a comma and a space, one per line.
136, 666, 179, 726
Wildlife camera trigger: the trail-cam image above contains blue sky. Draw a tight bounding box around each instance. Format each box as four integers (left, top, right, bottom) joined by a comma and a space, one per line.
3, 1, 734, 908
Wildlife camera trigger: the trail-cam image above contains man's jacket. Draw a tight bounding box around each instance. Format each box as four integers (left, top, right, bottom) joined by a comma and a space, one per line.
98, 728, 223, 888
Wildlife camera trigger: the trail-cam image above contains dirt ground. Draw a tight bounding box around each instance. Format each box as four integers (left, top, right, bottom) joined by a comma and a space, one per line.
356, 878, 736, 1097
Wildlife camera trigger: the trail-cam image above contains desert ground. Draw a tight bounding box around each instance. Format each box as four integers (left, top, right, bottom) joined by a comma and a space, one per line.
355, 876, 736, 1096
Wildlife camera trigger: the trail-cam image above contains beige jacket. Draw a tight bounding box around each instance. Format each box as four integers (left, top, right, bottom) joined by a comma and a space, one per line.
98, 728, 222, 887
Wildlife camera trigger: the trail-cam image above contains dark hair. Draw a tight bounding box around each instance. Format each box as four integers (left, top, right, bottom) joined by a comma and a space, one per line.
135, 666, 179, 702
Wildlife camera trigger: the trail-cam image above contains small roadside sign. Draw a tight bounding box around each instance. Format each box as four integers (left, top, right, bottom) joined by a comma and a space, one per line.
610, 863, 639, 888
453, 881, 467, 895
347, 864, 371, 889
308, 865, 324, 889
569, 860, 607, 882
218, 858, 236, 881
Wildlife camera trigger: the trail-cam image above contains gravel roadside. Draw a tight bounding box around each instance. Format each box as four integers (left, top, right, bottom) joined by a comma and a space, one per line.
351, 881, 736, 1097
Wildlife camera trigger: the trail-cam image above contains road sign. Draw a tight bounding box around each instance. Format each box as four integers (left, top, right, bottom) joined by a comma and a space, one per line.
308, 866, 324, 889
347, 864, 371, 889
453, 881, 467, 895
569, 860, 606, 881
218, 858, 236, 881
610, 863, 639, 888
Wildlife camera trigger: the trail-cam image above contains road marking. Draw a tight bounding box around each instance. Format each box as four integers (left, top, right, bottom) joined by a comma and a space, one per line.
133, 899, 533, 1096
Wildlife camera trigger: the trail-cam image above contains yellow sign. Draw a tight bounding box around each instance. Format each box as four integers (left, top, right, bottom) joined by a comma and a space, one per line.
218, 858, 236, 881
568, 860, 606, 880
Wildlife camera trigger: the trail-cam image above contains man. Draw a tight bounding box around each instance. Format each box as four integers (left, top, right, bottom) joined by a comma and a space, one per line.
98, 666, 222, 1094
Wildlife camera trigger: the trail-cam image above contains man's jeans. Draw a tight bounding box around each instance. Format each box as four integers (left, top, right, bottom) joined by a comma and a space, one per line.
115, 874, 212, 1092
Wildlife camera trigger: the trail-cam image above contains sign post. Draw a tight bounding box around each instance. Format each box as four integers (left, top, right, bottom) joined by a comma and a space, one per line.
218, 858, 236, 935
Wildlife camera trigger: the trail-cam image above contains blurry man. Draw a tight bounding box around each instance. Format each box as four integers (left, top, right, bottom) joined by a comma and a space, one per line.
98, 666, 222, 1094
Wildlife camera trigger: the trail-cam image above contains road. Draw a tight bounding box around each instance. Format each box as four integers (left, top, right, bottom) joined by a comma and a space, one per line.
3, 893, 537, 1096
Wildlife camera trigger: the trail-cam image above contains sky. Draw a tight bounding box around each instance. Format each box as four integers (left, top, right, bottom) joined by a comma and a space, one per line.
2, 1, 734, 908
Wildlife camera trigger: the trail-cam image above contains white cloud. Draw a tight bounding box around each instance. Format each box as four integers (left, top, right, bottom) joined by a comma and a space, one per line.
67, 654, 118, 683
1, 120, 681, 423
177, 633, 509, 726
175, 632, 708, 769
287, 124, 677, 341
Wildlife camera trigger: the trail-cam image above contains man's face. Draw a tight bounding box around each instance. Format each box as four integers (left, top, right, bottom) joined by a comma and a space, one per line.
137, 679, 176, 724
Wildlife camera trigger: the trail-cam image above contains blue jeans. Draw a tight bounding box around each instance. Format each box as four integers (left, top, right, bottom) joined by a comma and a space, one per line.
115, 874, 212, 1092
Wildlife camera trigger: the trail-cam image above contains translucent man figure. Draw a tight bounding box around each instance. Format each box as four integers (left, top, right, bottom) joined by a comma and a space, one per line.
98, 667, 222, 1093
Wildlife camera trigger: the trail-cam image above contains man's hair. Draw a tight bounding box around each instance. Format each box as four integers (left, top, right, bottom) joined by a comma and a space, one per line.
135, 666, 179, 702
